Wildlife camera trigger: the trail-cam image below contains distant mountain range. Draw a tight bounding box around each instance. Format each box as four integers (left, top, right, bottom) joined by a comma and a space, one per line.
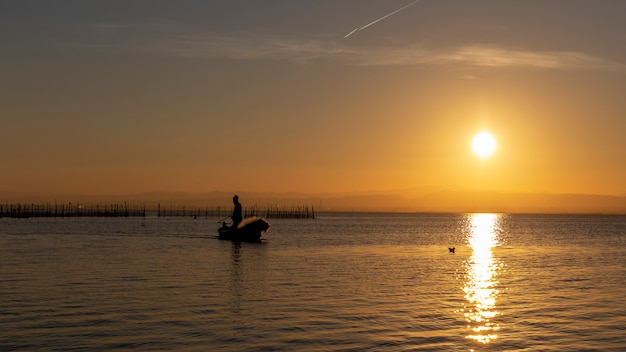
2, 189, 626, 214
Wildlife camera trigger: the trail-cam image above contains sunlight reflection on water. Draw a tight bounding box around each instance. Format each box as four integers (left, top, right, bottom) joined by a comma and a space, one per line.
462, 213, 504, 345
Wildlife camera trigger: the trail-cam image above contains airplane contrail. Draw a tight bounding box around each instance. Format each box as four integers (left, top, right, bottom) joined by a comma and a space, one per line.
344, 27, 360, 39
344, 0, 421, 38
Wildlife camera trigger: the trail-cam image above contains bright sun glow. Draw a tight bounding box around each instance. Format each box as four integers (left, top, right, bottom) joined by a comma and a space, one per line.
472, 132, 497, 158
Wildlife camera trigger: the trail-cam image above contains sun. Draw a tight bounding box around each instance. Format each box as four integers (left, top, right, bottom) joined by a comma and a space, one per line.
472, 131, 496, 158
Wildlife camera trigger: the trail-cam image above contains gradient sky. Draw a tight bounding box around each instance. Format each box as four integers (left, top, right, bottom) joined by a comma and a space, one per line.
2, 0, 626, 198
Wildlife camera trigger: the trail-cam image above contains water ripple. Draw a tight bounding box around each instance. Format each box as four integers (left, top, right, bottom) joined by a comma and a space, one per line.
1, 215, 625, 350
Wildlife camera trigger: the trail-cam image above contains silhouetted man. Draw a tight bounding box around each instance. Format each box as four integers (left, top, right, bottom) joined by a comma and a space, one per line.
232, 195, 242, 228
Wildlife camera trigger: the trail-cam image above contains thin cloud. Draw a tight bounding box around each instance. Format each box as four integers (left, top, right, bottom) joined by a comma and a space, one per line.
84, 24, 626, 73
155, 33, 360, 63
160, 33, 626, 72
442, 45, 626, 72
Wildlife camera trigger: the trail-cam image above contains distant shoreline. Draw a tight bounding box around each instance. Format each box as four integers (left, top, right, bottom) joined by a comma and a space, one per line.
2, 189, 626, 215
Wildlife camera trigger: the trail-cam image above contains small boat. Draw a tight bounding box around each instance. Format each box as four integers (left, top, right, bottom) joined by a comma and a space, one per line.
218, 216, 270, 242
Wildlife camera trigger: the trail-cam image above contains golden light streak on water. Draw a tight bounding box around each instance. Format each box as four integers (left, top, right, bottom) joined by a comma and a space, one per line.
462, 213, 503, 345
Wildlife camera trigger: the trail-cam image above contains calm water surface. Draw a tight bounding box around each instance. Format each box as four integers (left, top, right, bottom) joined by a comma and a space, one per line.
1, 213, 625, 351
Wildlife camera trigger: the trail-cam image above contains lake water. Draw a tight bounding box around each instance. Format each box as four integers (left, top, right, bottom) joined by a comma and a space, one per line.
1, 213, 625, 351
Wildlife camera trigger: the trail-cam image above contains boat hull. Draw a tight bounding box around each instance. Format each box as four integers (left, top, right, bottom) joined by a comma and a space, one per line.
218, 217, 270, 242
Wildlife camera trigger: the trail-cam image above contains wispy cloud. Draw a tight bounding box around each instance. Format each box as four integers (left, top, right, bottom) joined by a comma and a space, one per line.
86, 24, 626, 73
159, 33, 626, 72
441, 45, 626, 72
157, 33, 360, 63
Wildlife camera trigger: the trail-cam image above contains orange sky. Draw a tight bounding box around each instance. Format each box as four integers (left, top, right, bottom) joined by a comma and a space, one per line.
2, 1, 626, 206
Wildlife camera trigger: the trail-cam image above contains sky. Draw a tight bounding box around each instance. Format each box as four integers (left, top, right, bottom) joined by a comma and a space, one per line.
2, 0, 626, 202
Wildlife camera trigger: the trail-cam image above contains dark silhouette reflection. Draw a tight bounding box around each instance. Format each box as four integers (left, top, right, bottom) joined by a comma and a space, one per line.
462, 213, 504, 344
228, 242, 243, 314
